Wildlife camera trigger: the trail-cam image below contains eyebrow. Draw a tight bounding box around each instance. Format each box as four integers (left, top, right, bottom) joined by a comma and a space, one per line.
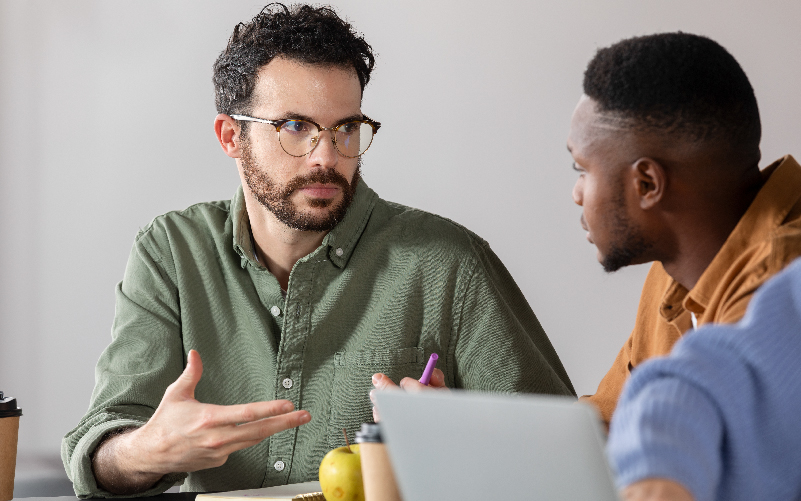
280, 111, 366, 125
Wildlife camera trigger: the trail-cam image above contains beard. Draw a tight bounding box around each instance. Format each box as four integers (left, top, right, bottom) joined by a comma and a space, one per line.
601, 192, 653, 273
240, 141, 361, 232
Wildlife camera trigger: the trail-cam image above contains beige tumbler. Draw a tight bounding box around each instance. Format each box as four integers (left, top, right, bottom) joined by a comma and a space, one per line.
0, 391, 22, 501
355, 423, 402, 501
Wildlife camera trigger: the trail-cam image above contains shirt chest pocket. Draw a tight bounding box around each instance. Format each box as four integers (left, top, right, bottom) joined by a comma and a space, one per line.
328, 347, 425, 448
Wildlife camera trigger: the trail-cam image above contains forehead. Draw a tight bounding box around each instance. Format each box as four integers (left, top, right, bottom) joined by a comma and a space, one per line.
250, 57, 362, 120
568, 96, 611, 154
567, 95, 638, 165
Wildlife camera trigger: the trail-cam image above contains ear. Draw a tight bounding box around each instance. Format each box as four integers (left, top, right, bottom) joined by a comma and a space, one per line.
214, 114, 243, 158
630, 157, 666, 210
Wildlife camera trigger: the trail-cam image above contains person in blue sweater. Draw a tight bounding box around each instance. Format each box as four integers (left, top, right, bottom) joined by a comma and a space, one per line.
607, 257, 801, 501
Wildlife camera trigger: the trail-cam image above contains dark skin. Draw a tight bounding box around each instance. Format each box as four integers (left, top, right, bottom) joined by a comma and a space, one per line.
569, 95, 764, 501
568, 95, 764, 291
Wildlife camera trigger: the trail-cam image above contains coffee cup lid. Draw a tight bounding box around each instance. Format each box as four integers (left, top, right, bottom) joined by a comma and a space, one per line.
0, 391, 22, 418
355, 423, 382, 443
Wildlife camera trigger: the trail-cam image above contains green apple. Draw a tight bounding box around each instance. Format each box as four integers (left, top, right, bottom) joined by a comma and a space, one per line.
319, 443, 364, 501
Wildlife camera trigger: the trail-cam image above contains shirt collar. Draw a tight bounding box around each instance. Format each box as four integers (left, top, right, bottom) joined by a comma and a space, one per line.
230, 180, 378, 270
321, 180, 378, 268
661, 155, 801, 319
231, 187, 256, 269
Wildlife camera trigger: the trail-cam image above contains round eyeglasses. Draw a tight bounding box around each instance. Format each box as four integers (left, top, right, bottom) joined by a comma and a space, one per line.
231, 114, 381, 158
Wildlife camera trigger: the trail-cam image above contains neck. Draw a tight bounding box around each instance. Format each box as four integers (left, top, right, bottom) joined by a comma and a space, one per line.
661, 168, 764, 290
245, 195, 328, 291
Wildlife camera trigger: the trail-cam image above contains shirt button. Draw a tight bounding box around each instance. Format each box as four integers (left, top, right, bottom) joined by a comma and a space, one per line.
282, 378, 293, 389
271, 306, 281, 317
274, 460, 285, 472
336, 247, 344, 256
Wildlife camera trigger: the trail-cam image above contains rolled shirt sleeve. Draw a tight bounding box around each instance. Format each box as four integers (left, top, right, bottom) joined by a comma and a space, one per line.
608, 375, 723, 501
62, 232, 188, 498
608, 258, 801, 501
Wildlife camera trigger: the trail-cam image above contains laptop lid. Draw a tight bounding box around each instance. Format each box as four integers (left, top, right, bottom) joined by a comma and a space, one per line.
373, 390, 620, 501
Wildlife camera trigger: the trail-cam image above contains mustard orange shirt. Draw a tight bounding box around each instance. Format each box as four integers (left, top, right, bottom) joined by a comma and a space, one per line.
583, 155, 801, 425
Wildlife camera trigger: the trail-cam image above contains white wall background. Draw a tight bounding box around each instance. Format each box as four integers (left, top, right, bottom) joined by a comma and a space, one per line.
1, 0, 799, 457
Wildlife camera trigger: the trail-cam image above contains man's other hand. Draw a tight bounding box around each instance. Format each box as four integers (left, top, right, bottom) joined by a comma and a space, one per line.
622, 479, 694, 501
92, 350, 311, 494
369, 369, 447, 422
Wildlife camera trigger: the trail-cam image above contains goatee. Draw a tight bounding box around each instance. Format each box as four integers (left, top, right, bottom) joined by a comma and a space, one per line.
241, 141, 360, 232
601, 192, 652, 273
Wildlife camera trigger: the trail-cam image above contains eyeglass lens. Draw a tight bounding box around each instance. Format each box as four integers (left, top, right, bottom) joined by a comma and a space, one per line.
277, 120, 375, 157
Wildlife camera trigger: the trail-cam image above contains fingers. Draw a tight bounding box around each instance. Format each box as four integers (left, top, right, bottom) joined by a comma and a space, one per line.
228, 410, 311, 445
429, 368, 446, 388
622, 479, 694, 501
189, 408, 312, 460
203, 410, 312, 459
400, 369, 447, 391
372, 373, 399, 390
165, 349, 203, 401
207, 400, 299, 427
370, 390, 381, 423
398, 377, 429, 392
374, 370, 447, 392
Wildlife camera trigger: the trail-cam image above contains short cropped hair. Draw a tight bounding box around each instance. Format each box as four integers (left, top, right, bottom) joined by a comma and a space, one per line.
213, 3, 375, 117
583, 32, 760, 152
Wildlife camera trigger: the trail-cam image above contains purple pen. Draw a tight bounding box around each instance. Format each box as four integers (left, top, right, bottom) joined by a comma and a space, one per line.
418, 353, 439, 385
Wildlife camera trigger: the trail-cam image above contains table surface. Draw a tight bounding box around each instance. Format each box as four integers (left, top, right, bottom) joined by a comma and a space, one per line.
16, 494, 198, 501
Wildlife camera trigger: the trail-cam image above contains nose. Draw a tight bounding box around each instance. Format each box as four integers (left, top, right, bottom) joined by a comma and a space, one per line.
572, 177, 583, 206
308, 130, 338, 168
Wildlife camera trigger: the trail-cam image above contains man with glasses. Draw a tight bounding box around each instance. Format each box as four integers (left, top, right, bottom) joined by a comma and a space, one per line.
62, 4, 574, 497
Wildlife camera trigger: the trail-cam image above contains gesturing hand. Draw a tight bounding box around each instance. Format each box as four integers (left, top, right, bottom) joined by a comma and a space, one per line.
93, 350, 311, 494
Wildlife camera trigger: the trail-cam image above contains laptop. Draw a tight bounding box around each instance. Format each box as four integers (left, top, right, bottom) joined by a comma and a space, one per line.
373, 390, 620, 501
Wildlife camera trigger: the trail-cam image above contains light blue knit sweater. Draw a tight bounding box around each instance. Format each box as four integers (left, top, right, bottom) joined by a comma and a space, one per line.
608, 258, 801, 501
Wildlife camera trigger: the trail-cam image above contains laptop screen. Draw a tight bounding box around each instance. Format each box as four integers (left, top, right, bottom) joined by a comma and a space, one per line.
373, 390, 619, 501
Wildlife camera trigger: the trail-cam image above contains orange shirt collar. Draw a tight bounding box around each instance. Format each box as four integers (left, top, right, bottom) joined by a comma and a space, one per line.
659, 155, 801, 321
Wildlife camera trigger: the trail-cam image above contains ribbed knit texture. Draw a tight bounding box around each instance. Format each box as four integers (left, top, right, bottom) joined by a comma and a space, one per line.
608, 257, 801, 501
61, 181, 575, 498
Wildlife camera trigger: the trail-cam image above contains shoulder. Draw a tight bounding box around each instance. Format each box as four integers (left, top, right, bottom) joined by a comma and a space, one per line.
134, 199, 232, 257
728, 218, 801, 298
767, 217, 801, 267
369, 197, 492, 261
741, 157, 801, 276
638, 260, 801, 398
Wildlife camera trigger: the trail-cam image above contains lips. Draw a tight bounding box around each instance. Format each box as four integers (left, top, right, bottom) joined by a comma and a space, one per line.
299, 184, 341, 199
580, 214, 593, 243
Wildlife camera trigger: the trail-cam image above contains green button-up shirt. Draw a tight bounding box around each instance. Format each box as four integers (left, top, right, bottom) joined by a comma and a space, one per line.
62, 181, 575, 497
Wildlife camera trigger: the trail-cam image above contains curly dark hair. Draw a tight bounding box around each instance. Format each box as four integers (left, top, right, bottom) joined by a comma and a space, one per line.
583, 32, 760, 154
213, 3, 375, 118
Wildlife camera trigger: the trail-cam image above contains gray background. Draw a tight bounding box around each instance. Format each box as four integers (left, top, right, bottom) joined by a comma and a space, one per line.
1, 0, 799, 487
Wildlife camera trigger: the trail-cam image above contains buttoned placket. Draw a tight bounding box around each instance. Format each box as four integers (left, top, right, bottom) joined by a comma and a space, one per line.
262, 247, 326, 485
231, 183, 372, 484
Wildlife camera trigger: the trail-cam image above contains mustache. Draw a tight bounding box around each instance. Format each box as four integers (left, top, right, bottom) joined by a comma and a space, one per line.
279, 169, 351, 199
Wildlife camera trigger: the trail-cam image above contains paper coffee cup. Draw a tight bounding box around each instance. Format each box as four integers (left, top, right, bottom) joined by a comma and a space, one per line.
0, 391, 22, 501
355, 423, 402, 501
